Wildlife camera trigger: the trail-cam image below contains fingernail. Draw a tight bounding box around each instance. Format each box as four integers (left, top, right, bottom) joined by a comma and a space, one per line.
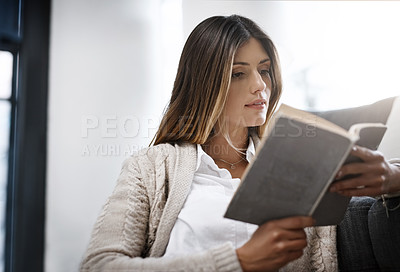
352, 146, 357, 151
336, 171, 343, 179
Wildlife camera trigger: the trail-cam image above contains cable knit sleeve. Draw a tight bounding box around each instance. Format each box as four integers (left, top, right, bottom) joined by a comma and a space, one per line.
280, 226, 338, 272
80, 147, 243, 272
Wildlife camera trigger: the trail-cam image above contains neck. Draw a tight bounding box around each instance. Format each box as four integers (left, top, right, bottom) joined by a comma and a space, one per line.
203, 127, 248, 162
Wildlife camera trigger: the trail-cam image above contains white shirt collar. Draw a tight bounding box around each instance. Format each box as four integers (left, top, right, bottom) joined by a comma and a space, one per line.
246, 137, 256, 163
195, 137, 256, 172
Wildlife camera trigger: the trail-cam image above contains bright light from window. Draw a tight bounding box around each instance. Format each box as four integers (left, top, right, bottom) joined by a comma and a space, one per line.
277, 1, 400, 110
0, 51, 13, 99
0, 50, 12, 272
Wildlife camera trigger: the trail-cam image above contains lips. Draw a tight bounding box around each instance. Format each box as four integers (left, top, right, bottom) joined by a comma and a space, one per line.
245, 99, 267, 109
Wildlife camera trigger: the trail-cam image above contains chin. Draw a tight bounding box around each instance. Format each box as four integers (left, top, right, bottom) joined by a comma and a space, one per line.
248, 118, 266, 127
255, 114, 267, 125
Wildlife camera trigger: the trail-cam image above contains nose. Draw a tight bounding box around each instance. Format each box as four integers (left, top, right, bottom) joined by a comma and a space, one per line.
250, 71, 267, 94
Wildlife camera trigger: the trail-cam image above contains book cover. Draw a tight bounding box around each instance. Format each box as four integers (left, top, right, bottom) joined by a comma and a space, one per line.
312, 125, 387, 225
224, 104, 388, 226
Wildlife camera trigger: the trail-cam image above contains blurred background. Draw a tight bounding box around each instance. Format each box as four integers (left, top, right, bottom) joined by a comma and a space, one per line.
0, 0, 399, 271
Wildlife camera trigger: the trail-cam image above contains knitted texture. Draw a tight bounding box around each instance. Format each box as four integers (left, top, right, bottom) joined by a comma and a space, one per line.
280, 226, 338, 271
81, 142, 338, 271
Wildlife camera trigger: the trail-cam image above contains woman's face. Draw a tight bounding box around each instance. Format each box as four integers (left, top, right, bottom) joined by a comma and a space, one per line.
224, 37, 272, 131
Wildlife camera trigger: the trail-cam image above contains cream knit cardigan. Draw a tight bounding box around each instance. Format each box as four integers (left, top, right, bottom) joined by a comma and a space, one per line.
81, 142, 338, 271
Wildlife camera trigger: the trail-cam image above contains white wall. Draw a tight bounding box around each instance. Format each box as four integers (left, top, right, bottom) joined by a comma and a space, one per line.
276, 1, 400, 110
379, 97, 400, 159
47, 0, 182, 271
182, 1, 400, 111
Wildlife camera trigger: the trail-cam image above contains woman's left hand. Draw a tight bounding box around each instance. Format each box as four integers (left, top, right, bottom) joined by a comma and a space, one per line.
330, 145, 400, 197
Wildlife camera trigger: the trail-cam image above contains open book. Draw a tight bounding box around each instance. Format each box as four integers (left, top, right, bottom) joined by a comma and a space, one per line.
224, 104, 388, 226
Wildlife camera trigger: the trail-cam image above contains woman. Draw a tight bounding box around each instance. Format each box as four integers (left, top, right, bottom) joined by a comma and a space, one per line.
81, 15, 400, 271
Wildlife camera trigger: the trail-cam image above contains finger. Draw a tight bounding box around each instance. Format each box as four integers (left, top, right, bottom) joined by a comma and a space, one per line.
350, 145, 385, 163
284, 238, 308, 251
269, 216, 314, 230
268, 228, 307, 243
335, 185, 382, 197
331, 173, 386, 192
287, 229, 307, 241
336, 161, 384, 180
273, 238, 308, 254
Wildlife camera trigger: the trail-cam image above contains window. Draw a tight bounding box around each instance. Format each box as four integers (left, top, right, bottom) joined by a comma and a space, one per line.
0, 0, 50, 271
0, 51, 12, 272
277, 1, 400, 110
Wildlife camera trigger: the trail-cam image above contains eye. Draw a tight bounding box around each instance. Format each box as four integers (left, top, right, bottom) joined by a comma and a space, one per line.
259, 69, 270, 76
232, 72, 244, 79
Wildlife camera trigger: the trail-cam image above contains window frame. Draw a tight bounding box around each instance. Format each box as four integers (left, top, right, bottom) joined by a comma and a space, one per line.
1, 0, 51, 271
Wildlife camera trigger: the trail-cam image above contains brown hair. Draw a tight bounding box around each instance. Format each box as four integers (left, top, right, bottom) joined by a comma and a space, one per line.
152, 15, 282, 145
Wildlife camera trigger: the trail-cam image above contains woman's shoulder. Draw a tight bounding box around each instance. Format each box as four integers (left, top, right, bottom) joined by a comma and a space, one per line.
122, 142, 196, 170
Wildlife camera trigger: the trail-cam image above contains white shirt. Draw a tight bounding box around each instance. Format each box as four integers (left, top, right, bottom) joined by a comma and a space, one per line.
164, 139, 258, 257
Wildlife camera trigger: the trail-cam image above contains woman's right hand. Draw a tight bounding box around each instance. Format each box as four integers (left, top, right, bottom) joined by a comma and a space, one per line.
236, 216, 314, 272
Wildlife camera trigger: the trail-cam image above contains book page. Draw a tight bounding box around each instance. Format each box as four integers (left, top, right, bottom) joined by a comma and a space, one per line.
266, 104, 358, 141
349, 122, 387, 136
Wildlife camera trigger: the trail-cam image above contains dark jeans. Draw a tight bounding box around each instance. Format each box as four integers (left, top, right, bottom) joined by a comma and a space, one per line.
337, 196, 400, 271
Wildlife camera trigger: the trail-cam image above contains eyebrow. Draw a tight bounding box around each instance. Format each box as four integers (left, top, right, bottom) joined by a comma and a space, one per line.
233, 58, 270, 66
